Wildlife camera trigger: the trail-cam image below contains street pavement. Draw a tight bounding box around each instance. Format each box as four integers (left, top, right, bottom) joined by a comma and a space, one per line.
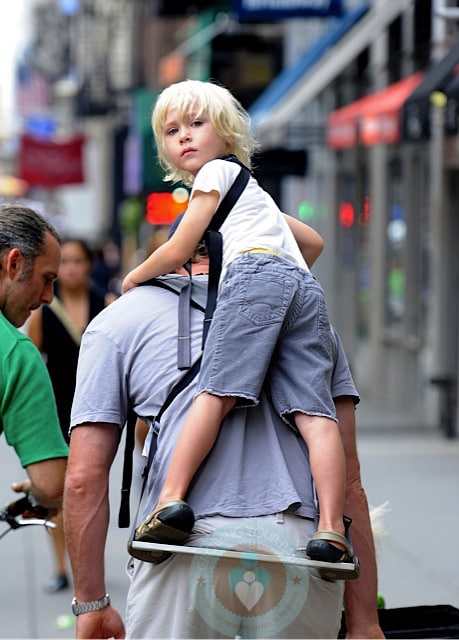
1, 400, 458, 638
0, 434, 130, 639
355, 399, 459, 612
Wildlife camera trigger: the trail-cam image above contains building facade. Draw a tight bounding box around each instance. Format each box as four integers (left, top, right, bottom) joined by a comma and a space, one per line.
9, 0, 459, 434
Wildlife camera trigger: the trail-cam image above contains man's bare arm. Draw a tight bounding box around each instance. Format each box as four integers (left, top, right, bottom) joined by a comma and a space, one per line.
64, 422, 125, 639
336, 397, 385, 639
12, 457, 67, 509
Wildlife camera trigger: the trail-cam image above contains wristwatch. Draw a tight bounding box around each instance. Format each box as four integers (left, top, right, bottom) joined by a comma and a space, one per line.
71, 593, 110, 616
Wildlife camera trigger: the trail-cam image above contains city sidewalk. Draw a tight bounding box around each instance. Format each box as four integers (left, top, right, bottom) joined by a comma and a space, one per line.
356, 396, 432, 433
354, 398, 459, 612
1, 402, 458, 638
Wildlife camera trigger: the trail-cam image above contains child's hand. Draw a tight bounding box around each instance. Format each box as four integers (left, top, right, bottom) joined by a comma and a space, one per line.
121, 273, 138, 294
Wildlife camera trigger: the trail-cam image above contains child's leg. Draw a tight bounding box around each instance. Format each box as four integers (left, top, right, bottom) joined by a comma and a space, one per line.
294, 412, 346, 545
156, 392, 236, 507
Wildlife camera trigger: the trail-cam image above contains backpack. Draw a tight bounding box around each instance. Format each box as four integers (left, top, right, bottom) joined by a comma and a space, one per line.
118, 161, 250, 528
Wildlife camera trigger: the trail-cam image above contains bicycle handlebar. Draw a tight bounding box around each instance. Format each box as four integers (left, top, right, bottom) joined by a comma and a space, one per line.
0, 494, 56, 536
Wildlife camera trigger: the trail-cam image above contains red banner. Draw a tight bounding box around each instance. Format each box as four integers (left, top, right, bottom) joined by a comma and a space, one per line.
18, 134, 85, 187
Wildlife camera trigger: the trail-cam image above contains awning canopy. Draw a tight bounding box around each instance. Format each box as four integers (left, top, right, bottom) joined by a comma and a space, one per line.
401, 40, 459, 142
249, 3, 369, 131
249, 0, 415, 144
327, 72, 424, 149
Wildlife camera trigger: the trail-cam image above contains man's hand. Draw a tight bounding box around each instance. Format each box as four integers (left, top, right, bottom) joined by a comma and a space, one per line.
9, 480, 52, 519
11, 479, 32, 495
75, 607, 125, 639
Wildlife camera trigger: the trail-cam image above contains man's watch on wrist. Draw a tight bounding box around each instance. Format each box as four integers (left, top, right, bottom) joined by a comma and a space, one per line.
71, 593, 110, 616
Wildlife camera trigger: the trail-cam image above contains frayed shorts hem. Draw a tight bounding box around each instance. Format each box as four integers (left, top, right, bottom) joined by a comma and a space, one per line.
280, 408, 339, 432
194, 387, 259, 410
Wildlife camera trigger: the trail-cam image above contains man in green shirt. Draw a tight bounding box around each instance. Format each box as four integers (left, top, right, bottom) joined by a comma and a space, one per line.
0, 204, 68, 510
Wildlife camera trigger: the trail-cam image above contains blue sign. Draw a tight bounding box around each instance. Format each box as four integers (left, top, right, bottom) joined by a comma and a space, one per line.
233, 0, 343, 20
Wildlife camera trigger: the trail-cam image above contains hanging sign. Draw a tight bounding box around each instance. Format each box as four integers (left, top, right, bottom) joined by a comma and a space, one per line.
18, 134, 85, 187
233, 0, 343, 20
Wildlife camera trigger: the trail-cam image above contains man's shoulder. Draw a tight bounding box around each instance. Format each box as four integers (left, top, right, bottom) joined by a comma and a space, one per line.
0, 314, 33, 356
86, 274, 208, 336
0, 320, 48, 393
140, 274, 208, 310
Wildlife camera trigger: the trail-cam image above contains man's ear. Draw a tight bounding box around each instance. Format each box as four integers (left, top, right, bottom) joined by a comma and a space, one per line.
5, 248, 24, 280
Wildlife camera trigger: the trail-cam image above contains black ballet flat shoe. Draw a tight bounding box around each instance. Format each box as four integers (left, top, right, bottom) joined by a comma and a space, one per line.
306, 530, 352, 562
134, 499, 195, 544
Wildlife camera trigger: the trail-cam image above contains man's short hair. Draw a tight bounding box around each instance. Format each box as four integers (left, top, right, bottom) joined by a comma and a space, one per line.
0, 204, 61, 273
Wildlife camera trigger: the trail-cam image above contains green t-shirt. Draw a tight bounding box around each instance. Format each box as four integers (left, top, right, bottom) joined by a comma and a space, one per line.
0, 312, 68, 467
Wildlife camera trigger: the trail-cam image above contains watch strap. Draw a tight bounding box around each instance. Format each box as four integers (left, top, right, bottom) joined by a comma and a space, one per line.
72, 593, 110, 616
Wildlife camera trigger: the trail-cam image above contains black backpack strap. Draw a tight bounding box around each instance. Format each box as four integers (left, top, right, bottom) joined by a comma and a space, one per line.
118, 408, 138, 528
207, 163, 251, 233
202, 165, 250, 348
118, 278, 205, 529
140, 356, 202, 487
119, 356, 202, 529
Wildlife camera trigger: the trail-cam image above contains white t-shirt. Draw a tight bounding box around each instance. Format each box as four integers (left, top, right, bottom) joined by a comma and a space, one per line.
191, 159, 309, 280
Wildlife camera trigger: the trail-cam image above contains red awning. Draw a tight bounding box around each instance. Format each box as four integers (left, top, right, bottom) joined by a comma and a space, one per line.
327, 72, 424, 150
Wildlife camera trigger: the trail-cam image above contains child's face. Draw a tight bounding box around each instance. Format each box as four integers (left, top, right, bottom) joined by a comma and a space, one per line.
163, 107, 231, 176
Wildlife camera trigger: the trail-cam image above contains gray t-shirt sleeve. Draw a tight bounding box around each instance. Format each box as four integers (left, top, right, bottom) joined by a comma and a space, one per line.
330, 326, 360, 404
70, 330, 129, 430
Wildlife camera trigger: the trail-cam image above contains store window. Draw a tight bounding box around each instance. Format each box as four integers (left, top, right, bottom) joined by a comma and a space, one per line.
385, 158, 406, 329
336, 164, 371, 340
355, 170, 371, 340
416, 156, 431, 343
384, 155, 429, 341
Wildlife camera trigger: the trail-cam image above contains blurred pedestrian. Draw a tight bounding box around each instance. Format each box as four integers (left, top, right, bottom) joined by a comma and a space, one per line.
0, 203, 68, 512
28, 237, 108, 593
91, 239, 122, 300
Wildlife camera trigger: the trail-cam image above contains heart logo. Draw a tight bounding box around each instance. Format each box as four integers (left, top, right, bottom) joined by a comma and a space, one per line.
234, 578, 265, 611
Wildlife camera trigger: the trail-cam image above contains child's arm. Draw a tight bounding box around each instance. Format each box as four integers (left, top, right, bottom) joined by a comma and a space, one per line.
283, 214, 324, 267
122, 190, 219, 293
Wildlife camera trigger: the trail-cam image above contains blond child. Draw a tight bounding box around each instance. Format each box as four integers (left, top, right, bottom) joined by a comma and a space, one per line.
122, 80, 351, 564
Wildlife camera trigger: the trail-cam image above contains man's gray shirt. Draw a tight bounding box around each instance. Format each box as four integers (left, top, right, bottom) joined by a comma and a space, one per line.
71, 275, 358, 523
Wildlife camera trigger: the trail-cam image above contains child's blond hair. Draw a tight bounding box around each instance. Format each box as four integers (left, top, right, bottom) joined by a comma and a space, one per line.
151, 79, 256, 186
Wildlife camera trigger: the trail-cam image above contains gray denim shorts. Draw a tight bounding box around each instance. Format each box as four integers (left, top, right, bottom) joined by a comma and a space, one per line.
196, 252, 336, 426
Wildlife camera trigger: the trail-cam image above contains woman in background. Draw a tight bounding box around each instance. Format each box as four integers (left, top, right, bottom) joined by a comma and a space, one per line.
28, 238, 109, 592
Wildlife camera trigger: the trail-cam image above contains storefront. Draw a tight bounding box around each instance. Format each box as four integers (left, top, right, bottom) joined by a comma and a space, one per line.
250, 3, 459, 430
325, 73, 430, 408
325, 41, 459, 426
